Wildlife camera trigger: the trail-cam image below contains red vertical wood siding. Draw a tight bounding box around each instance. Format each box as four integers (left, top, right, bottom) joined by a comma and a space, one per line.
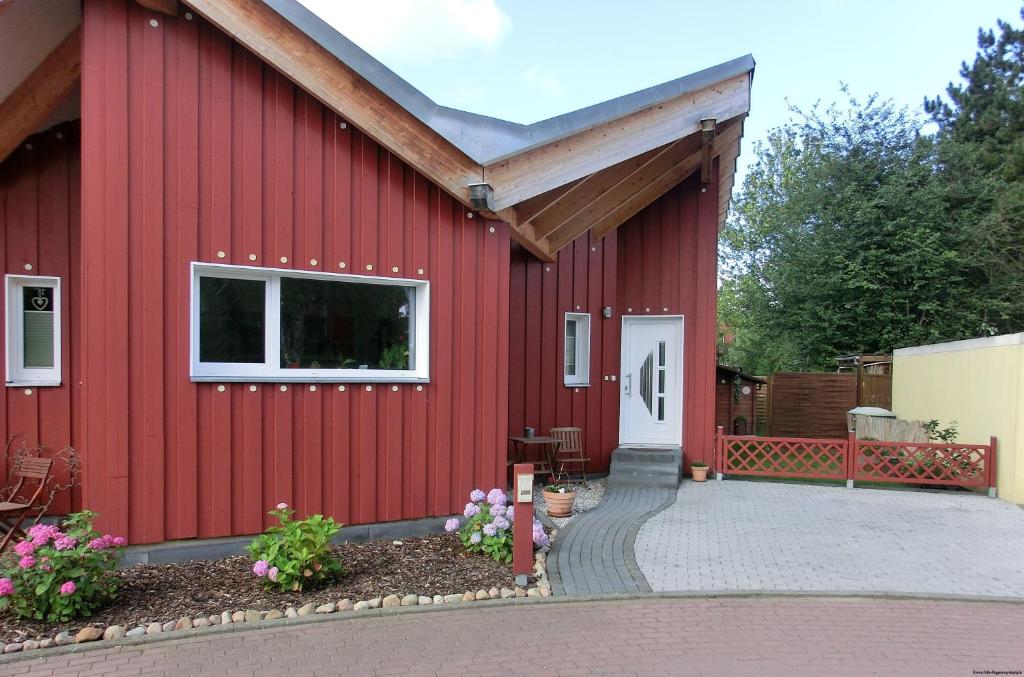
0, 123, 82, 514
509, 171, 720, 472
80, 0, 509, 543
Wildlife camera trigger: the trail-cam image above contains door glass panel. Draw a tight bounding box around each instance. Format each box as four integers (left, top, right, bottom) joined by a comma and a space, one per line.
658, 341, 666, 367
640, 350, 654, 414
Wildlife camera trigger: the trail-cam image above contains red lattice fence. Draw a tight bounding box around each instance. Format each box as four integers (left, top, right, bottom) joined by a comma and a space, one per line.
714, 427, 998, 494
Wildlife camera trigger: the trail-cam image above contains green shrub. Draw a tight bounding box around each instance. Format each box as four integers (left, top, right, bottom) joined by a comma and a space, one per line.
247, 503, 343, 591
0, 511, 125, 622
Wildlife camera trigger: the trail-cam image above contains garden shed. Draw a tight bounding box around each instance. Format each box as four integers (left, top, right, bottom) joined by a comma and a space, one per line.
0, 0, 752, 546
714, 365, 763, 435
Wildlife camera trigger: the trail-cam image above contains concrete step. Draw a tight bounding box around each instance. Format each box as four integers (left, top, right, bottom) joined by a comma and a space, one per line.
609, 476, 680, 489
611, 448, 682, 465
609, 461, 680, 477
607, 446, 683, 489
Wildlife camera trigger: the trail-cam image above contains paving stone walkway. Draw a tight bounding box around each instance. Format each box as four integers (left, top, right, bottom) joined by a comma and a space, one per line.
546, 485, 675, 595
637, 480, 1024, 596
3, 596, 1023, 676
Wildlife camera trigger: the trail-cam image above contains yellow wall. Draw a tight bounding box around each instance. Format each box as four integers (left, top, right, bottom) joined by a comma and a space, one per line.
892, 334, 1024, 503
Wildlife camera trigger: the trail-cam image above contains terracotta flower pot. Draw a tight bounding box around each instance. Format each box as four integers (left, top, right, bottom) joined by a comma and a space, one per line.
691, 466, 709, 482
543, 489, 576, 517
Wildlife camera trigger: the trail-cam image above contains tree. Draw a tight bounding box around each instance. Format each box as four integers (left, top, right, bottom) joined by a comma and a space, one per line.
720, 91, 992, 373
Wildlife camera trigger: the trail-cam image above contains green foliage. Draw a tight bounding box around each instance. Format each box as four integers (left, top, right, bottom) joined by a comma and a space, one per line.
923, 419, 959, 444
458, 502, 512, 563
247, 504, 343, 592
0, 511, 124, 623
378, 341, 409, 370
720, 7, 1024, 373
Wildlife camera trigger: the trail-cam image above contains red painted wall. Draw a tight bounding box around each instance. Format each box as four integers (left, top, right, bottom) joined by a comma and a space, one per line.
80, 0, 509, 544
509, 171, 720, 473
0, 123, 82, 515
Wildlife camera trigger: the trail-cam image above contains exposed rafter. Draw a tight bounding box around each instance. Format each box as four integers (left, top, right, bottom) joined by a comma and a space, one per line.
135, 0, 179, 15
0, 26, 80, 166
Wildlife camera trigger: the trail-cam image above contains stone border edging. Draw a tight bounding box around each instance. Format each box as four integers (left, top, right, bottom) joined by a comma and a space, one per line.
2, 588, 1022, 665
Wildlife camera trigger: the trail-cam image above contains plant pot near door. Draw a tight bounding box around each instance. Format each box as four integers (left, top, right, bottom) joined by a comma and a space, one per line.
690, 463, 709, 482
542, 483, 577, 517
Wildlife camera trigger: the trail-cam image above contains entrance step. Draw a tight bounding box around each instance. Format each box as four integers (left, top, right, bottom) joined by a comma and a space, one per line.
608, 447, 683, 489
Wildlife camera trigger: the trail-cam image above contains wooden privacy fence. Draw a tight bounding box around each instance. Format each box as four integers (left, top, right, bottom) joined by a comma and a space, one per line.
714, 427, 998, 495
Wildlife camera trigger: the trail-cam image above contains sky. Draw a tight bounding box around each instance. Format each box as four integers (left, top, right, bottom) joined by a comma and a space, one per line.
297, 0, 1022, 184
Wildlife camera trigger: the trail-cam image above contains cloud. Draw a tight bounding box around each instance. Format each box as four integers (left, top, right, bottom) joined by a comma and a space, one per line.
522, 66, 563, 97
297, 0, 510, 63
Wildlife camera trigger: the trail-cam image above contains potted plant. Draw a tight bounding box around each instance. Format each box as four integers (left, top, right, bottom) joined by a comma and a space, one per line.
542, 474, 576, 517
690, 461, 709, 482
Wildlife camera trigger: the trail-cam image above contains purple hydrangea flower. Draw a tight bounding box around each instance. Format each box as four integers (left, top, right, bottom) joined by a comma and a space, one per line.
13, 540, 35, 557
444, 518, 460, 533
252, 560, 270, 577
506, 505, 515, 521
486, 489, 507, 507
463, 503, 480, 518
268, 567, 279, 582
53, 536, 78, 551
483, 523, 498, 536
489, 504, 505, 518
532, 520, 550, 547
59, 581, 76, 596
0, 578, 12, 597
469, 489, 486, 503
469, 532, 482, 545
492, 516, 510, 531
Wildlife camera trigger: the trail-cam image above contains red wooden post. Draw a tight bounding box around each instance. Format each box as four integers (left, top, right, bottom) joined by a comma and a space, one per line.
846, 430, 857, 488
715, 426, 725, 480
987, 436, 998, 498
512, 463, 535, 586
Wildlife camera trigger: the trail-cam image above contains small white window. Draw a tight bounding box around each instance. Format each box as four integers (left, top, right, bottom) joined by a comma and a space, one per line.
564, 312, 590, 386
190, 263, 430, 382
5, 275, 61, 386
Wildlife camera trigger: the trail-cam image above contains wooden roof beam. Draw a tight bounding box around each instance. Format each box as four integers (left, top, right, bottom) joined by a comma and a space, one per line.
486, 72, 751, 211
0, 25, 80, 166
182, 0, 482, 205
135, 0, 179, 15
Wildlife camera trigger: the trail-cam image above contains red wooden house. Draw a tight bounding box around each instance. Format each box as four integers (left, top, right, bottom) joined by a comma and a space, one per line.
0, 0, 752, 547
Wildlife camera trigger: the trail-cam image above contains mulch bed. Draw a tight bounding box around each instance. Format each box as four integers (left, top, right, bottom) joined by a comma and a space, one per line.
0, 534, 517, 643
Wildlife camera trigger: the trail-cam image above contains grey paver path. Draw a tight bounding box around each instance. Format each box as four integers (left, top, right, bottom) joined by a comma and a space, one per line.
4, 596, 1023, 676
637, 479, 1024, 596
547, 485, 675, 595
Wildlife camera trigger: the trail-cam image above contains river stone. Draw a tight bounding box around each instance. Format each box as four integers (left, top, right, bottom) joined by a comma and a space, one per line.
222, 611, 233, 625
75, 627, 104, 643
175, 617, 193, 631
527, 587, 540, 597
3, 643, 22, 654
488, 587, 500, 599
367, 597, 382, 609
231, 611, 246, 623
353, 600, 370, 611
400, 594, 418, 606
432, 595, 444, 605
194, 618, 211, 627
540, 587, 551, 597
297, 603, 317, 617
145, 623, 162, 636
315, 603, 336, 614
55, 631, 74, 646
162, 621, 176, 632
264, 609, 284, 621
514, 587, 527, 598
418, 596, 432, 605
461, 591, 475, 602
500, 587, 514, 599
336, 599, 353, 612
103, 625, 126, 641
285, 607, 298, 618
208, 615, 221, 625
382, 594, 401, 608
443, 594, 462, 604
244, 610, 261, 623
475, 589, 489, 600
126, 627, 146, 638
22, 639, 39, 651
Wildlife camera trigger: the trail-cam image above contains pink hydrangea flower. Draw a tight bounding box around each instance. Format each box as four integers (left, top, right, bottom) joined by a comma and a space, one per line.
0, 578, 13, 596
87, 537, 108, 550
276, 502, 288, 510
18, 556, 35, 569
111, 536, 127, 547
267, 567, 279, 582
59, 581, 76, 596
252, 560, 269, 577
13, 540, 35, 557
53, 536, 78, 551
27, 524, 60, 545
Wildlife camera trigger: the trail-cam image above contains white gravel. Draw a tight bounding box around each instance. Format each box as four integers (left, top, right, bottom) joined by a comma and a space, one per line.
534, 478, 607, 528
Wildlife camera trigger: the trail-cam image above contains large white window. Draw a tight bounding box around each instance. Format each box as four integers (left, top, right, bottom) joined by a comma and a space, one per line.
5, 275, 61, 387
190, 263, 429, 382
564, 312, 591, 387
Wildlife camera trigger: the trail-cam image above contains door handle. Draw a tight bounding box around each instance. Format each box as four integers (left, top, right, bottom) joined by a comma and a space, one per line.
624, 373, 632, 397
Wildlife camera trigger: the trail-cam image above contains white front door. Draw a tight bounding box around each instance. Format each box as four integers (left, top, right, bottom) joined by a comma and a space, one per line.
619, 316, 683, 447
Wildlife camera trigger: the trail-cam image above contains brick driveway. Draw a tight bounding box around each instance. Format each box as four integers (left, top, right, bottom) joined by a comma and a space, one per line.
1, 596, 1022, 676
637, 480, 1024, 596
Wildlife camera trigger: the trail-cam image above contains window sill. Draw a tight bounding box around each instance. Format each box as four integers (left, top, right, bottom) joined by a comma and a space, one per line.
191, 375, 430, 384
6, 381, 61, 388
564, 382, 591, 388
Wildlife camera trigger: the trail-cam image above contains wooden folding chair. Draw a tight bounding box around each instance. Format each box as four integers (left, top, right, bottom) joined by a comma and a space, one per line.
549, 427, 590, 484
0, 457, 52, 553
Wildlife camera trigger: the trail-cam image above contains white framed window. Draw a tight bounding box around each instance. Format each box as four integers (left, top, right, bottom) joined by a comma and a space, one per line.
5, 275, 61, 387
190, 263, 430, 383
564, 312, 591, 387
